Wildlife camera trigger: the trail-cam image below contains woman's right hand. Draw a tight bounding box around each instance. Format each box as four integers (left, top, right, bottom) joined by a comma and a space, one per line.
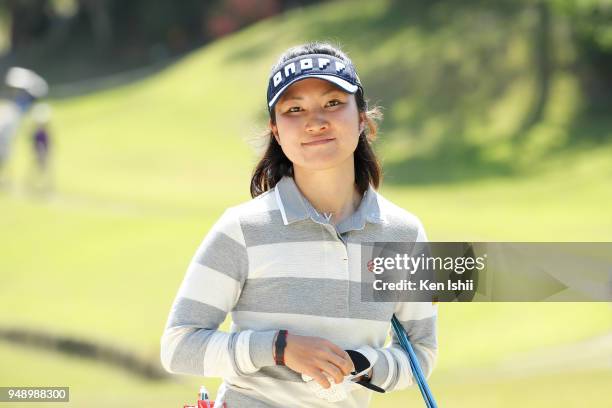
283, 333, 355, 389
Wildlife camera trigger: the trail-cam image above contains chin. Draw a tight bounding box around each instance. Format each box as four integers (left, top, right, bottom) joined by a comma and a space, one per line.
295, 153, 353, 172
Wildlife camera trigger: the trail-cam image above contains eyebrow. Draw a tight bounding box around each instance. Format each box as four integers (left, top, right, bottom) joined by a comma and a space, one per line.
281, 87, 344, 102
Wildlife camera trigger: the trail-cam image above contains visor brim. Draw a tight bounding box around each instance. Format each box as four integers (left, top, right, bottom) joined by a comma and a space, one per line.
268, 74, 359, 112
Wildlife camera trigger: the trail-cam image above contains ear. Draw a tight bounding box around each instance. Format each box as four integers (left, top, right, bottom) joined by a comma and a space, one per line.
358, 113, 366, 134
269, 120, 281, 144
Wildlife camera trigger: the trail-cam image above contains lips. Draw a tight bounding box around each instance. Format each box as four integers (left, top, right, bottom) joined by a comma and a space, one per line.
302, 138, 335, 146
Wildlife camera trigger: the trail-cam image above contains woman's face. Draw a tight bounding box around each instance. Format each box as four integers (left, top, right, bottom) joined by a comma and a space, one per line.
270, 78, 365, 171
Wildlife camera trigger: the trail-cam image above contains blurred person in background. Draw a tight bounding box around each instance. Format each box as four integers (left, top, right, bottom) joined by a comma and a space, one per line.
0, 67, 48, 189
26, 103, 54, 196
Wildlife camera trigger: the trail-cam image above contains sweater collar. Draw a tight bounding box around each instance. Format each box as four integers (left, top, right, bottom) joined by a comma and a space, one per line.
274, 175, 385, 231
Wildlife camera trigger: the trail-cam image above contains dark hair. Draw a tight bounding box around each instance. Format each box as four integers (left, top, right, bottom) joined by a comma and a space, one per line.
250, 41, 383, 198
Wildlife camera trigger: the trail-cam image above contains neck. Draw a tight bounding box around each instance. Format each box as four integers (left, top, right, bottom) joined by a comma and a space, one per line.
293, 156, 361, 225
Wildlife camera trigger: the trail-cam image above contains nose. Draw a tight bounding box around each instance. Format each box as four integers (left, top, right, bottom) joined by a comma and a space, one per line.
305, 112, 329, 134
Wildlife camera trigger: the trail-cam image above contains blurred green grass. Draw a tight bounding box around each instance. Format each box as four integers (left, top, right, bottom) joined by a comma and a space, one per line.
1, 0, 611, 407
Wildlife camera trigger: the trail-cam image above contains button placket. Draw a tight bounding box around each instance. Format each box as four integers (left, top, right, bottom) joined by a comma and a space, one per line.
320, 223, 350, 312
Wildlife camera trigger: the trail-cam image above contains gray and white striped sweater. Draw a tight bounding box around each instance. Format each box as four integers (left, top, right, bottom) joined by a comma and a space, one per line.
161, 176, 438, 407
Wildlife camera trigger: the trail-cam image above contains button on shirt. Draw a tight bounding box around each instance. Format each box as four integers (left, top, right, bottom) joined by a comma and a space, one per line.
161, 176, 438, 407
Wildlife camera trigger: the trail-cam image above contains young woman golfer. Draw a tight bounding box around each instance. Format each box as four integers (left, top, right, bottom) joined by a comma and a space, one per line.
161, 42, 438, 407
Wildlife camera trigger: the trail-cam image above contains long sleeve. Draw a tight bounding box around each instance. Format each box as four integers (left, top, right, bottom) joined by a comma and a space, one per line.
160, 208, 277, 378
368, 221, 439, 391
368, 302, 438, 391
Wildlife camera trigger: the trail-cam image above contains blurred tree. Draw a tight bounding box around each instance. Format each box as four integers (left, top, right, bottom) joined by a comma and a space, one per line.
0, 0, 325, 81
79, 0, 112, 51
6, 0, 52, 51
519, 0, 552, 138
552, 0, 612, 109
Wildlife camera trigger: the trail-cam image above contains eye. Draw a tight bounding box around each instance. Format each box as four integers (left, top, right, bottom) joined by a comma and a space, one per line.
286, 106, 302, 113
326, 99, 343, 107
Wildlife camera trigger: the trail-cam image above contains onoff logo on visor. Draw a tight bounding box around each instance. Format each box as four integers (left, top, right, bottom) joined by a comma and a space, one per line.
267, 53, 362, 110
272, 57, 350, 88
